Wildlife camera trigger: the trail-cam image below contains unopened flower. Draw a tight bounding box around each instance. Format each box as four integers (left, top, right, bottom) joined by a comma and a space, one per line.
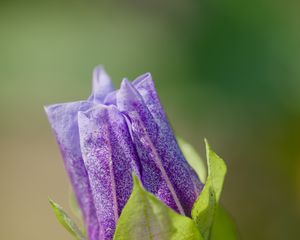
45, 66, 203, 240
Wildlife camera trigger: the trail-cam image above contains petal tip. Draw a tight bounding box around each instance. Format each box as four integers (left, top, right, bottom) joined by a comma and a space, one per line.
44, 104, 57, 119
119, 78, 137, 95
91, 65, 114, 103
133, 72, 153, 86
43, 105, 50, 114
92, 65, 106, 82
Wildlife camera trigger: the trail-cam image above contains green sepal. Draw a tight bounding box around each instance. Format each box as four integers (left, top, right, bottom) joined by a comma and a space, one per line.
114, 175, 204, 240
49, 198, 86, 240
191, 176, 216, 239
205, 139, 227, 202
191, 139, 228, 239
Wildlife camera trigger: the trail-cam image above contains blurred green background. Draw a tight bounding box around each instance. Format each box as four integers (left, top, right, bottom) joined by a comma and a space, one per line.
1, 0, 300, 239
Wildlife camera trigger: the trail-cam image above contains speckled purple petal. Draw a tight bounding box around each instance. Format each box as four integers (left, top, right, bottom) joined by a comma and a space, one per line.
116, 80, 182, 214
133, 73, 204, 204
44, 101, 101, 240
118, 79, 203, 216
133, 75, 203, 195
89, 65, 115, 103
78, 105, 140, 240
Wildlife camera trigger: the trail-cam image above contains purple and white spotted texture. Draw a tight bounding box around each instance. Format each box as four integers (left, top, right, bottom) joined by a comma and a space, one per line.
45, 66, 204, 240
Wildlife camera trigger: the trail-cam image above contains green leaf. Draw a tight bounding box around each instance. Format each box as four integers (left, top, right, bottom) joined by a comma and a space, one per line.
210, 205, 239, 240
177, 137, 207, 183
49, 198, 86, 240
205, 139, 227, 201
114, 175, 204, 240
191, 139, 227, 239
191, 177, 216, 239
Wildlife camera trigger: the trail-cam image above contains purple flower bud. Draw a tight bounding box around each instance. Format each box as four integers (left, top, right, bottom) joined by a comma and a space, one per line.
45, 67, 203, 240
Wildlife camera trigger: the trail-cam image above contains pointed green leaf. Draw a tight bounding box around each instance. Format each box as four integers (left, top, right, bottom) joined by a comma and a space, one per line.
191, 177, 216, 239
177, 137, 207, 183
191, 139, 227, 239
205, 139, 227, 201
211, 205, 239, 240
49, 199, 86, 240
114, 175, 203, 240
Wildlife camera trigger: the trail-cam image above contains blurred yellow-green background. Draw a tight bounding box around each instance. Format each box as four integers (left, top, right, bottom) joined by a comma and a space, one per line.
1, 0, 300, 239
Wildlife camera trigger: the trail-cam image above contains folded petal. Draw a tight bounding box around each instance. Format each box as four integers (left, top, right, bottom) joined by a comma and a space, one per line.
116, 80, 182, 213
78, 105, 140, 240
134, 74, 204, 203
44, 101, 100, 240
132, 73, 164, 122
118, 79, 203, 216
89, 65, 115, 103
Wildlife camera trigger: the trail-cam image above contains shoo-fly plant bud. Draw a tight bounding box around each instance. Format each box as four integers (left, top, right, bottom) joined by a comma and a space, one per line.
45, 66, 237, 240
